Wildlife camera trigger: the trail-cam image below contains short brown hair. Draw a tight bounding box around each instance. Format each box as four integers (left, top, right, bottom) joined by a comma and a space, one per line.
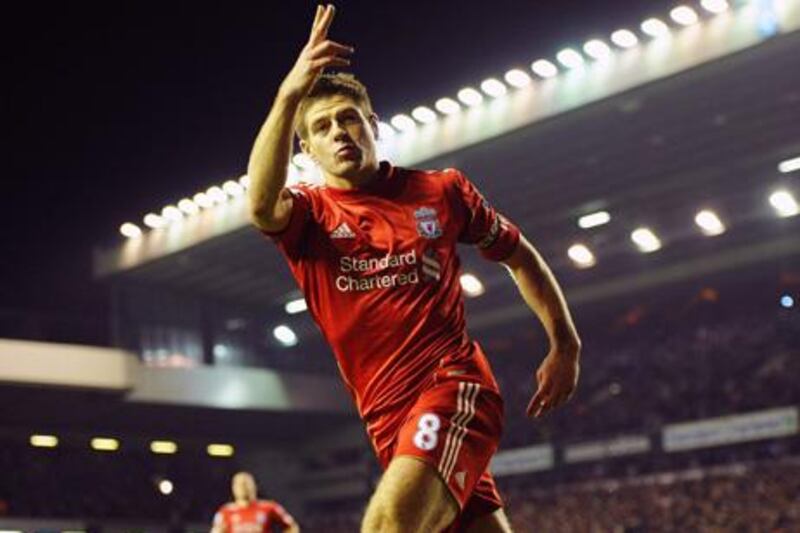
294, 73, 374, 140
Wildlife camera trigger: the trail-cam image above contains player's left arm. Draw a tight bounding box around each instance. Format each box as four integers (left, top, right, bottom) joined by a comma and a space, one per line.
272, 503, 300, 533
448, 167, 581, 417
502, 234, 582, 418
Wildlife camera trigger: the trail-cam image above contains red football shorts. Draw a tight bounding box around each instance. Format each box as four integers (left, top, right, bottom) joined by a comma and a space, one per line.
375, 368, 505, 531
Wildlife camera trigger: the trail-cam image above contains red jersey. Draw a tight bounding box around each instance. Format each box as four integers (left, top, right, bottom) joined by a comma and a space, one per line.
265, 162, 520, 448
212, 499, 295, 532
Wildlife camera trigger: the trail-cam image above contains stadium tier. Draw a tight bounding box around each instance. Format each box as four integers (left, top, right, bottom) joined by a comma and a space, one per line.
3, 1, 799, 531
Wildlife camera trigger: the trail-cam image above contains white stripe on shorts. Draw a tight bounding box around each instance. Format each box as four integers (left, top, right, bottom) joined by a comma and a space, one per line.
437, 381, 480, 482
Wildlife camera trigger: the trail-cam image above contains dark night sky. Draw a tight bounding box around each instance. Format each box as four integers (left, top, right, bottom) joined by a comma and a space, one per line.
3, 0, 663, 328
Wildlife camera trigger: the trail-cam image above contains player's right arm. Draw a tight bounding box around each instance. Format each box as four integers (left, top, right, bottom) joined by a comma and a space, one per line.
210, 510, 227, 533
247, 4, 353, 232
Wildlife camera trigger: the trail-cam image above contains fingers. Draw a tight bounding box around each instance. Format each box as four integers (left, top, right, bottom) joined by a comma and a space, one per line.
310, 4, 336, 43
308, 39, 354, 60
311, 5, 324, 34
528, 372, 575, 417
527, 379, 552, 417
309, 56, 351, 70
529, 383, 575, 418
526, 390, 543, 417
318, 4, 336, 38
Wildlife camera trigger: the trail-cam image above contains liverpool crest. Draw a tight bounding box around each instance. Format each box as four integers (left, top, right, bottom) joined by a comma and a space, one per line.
414, 207, 443, 239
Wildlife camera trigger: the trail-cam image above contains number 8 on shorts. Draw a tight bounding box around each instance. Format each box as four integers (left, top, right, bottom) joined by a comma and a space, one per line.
413, 413, 441, 451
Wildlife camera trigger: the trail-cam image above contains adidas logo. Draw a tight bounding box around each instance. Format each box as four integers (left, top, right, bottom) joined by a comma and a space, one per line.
330, 222, 356, 239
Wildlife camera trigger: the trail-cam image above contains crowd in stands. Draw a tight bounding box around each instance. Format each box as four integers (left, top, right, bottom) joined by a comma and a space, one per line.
493, 297, 799, 447
4, 288, 798, 530
299, 456, 800, 532
504, 457, 800, 532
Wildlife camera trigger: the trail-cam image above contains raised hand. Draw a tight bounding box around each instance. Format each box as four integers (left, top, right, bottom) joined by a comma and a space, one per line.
279, 4, 354, 100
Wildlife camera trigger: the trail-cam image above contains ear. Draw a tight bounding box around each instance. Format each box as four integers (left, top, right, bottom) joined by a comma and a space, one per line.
368, 113, 380, 142
299, 139, 318, 163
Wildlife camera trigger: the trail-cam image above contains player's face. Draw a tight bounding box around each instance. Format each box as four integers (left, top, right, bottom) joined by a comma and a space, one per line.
300, 94, 380, 181
231, 472, 257, 502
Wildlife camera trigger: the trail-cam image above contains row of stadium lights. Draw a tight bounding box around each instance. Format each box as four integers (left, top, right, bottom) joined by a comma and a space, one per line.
383, 0, 732, 135
268, 182, 798, 347
28, 434, 235, 457
566, 187, 799, 269
118, 0, 735, 239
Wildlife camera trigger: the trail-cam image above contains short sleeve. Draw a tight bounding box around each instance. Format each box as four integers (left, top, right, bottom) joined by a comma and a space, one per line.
212, 510, 225, 530
449, 169, 520, 262
260, 187, 312, 259
269, 503, 296, 528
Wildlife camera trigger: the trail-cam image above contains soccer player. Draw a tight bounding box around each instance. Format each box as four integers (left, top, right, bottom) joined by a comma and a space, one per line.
210, 471, 299, 533
247, 5, 581, 532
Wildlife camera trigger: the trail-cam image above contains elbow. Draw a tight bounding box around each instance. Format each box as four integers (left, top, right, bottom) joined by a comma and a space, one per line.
502, 235, 536, 271
248, 190, 278, 222
249, 200, 277, 231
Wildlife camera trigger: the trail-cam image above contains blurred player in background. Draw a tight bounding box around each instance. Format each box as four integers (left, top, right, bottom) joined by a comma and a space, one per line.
211, 471, 299, 533
247, 4, 581, 532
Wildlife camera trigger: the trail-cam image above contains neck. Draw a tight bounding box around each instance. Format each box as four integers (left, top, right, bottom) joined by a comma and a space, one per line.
324, 161, 381, 189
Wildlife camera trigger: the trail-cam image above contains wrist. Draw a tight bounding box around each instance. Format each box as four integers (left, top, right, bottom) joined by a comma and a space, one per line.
550, 335, 581, 358
275, 85, 305, 107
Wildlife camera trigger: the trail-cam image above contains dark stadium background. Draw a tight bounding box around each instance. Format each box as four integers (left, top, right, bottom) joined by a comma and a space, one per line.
4, 0, 656, 331
2, 0, 799, 531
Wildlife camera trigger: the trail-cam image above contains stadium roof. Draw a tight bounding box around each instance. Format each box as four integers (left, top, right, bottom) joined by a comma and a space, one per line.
93, 3, 800, 323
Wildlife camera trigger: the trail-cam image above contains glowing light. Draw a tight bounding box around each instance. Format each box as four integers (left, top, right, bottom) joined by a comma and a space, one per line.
411, 106, 437, 124
377, 121, 396, 138
177, 198, 199, 215
390, 114, 416, 132
206, 186, 227, 204
769, 190, 799, 217
30, 434, 58, 448
480, 78, 507, 98
158, 479, 174, 495
504, 69, 531, 88
223, 180, 244, 197
531, 59, 558, 78
161, 205, 183, 223
91, 437, 119, 452
193, 192, 213, 209
556, 48, 585, 69
143, 213, 166, 229
611, 29, 639, 48
207, 443, 235, 457
670, 6, 700, 26
435, 97, 461, 115
778, 156, 800, 174
457, 87, 484, 107
695, 210, 726, 236
701, 0, 729, 15
150, 440, 178, 454
780, 294, 794, 308
568, 244, 596, 268
285, 298, 308, 314
292, 153, 314, 170
578, 211, 611, 229
273, 324, 298, 347
459, 273, 485, 297
631, 227, 662, 253
119, 222, 142, 238
641, 18, 671, 38
583, 39, 612, 61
